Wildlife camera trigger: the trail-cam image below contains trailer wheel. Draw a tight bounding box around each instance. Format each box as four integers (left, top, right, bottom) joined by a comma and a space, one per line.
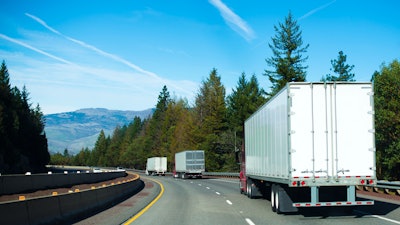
247, 182, 252, 198
247, 179, 255, 199
275, 187, 281, 214
271, 184, 276, 212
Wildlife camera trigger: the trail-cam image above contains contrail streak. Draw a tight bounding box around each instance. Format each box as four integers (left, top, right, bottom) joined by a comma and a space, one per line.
209, 0, 255, 41
0, 33, 73, 65
25, 13, 194, 96
298, 0, 337, 21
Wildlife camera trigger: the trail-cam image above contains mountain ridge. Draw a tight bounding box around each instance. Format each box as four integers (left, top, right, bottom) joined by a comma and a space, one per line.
44, 108, 153, 154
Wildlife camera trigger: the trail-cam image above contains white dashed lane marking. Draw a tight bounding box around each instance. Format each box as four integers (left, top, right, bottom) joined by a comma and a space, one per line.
245, 218, 256, 225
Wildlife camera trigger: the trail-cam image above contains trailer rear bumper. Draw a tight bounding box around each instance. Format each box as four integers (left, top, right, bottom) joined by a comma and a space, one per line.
292, 185, 374, 207
293, 200, 374, 207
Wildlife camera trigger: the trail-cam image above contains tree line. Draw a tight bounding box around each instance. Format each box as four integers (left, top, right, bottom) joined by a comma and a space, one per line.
0, 61, 50, 174
51, 71, 266, 172
0, 12, 397, 179
52, 13, 399, 180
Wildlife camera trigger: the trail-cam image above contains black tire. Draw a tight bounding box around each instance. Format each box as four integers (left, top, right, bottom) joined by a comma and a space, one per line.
275, 186, 281, 214
247, 179, 255, 199
271, 184, 276, 212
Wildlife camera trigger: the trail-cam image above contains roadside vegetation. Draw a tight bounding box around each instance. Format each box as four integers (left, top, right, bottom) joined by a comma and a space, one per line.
0, 61, 49, 174
0, 12, 398, 179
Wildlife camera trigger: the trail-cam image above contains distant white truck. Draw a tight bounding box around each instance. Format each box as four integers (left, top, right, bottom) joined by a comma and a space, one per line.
174, 150, 205, 179
240, 82, 376, 213
146, 157, 167, 176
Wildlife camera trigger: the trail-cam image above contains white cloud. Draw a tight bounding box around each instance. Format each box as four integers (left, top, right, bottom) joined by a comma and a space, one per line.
209, 0, 255, 41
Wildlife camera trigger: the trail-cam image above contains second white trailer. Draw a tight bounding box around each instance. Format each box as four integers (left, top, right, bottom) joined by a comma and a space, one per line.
175, 150, 205, 179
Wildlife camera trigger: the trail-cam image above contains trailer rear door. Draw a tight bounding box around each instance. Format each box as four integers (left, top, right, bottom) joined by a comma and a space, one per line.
289, 83, 375, 183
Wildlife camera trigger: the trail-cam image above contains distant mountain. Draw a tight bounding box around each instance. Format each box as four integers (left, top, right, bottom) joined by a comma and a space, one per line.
44, 108, 153, 154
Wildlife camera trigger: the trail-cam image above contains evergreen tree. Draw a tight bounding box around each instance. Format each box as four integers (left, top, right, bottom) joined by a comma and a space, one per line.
149, 85, 171, 156
128, 119, 153, 169
194, 68, 228, 171
227, 73, 266, 138
373, 59, 400, 180
322, 51, 355, 81
90, 130, 108, 166
105, 126, 124, 166
0, 60, 49, 173
163, 98, 197, 170
118, 116, 143, 166
264, 12, 309, 97
224, 73, 266, 172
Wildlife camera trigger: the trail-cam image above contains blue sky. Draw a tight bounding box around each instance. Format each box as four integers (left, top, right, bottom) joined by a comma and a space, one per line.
1, 0, 399, 114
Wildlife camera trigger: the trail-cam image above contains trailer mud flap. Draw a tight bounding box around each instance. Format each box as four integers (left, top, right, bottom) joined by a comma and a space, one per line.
272, 184, 298, 213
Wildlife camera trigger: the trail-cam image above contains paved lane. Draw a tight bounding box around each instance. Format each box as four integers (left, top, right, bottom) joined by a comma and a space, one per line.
130, 177, 249, 225
129, 177, 400, 225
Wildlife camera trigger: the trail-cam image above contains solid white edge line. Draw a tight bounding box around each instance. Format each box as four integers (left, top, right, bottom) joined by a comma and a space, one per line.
245, 218, 256, 225
355, 210, 400, 225
372, 215, 400, 225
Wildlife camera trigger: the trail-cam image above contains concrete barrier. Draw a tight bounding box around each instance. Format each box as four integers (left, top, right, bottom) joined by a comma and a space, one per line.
27, 196, 62, 225
58, 192, 83, 220
0, 171, 126, 195
0, 200, 29, 225
0, 175, 144, 225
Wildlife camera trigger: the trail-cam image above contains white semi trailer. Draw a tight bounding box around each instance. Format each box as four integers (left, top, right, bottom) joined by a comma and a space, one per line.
146, 157, 167, 176
174, 150, 205, 179
239, 82, 376, 213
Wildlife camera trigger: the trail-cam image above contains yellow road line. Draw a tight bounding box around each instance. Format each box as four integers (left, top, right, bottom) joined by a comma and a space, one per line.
122, 177, 164, 224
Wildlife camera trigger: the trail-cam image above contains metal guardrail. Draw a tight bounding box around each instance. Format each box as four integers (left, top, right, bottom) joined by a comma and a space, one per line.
203, 172, 239, 177
374, 181, 400, 190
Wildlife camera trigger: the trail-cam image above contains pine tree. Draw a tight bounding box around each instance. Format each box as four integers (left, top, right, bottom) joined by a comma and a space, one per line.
194, 68, 227, 171
91, 130, 108, 166
322, 51, 355, 81
149, 85, 171, 156
0, 60, 49, 173
227, 73, 266, 138
264, 12, 309, 97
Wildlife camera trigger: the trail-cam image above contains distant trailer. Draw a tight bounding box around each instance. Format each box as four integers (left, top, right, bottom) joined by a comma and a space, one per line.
174, 150, 205, 179
146, 157, 167, 176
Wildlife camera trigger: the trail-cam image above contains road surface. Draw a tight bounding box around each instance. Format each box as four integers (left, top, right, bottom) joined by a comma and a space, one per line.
129, 176, 400, 225
76, 175, 400, 225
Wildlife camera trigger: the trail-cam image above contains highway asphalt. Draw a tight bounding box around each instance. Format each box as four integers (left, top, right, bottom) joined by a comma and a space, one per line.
76, 175, 400, 225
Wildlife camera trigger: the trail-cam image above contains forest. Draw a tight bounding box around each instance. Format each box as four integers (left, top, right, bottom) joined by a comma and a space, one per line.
0, 12, 398, 180
50, 13, 400, 180
0, 61, 50, 174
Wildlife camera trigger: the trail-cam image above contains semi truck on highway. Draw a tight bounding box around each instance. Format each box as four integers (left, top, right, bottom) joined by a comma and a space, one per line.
240, 82, 376, 213
146, 157, 167, 176
174, 150, 205, 179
